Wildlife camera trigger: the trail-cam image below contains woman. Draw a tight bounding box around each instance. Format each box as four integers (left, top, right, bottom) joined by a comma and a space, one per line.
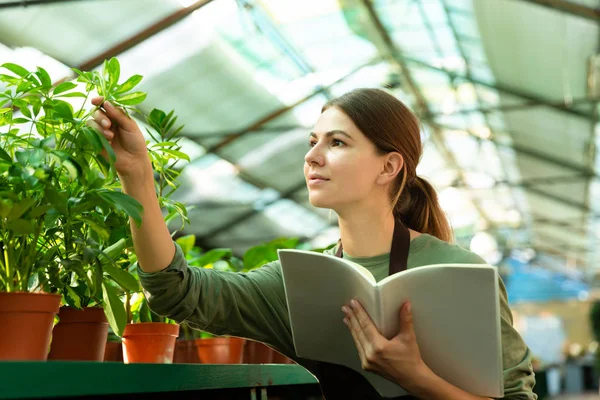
90, 88, 536, 399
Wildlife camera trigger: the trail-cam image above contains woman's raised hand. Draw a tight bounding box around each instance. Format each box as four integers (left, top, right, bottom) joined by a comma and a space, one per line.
89, 97, 151, 178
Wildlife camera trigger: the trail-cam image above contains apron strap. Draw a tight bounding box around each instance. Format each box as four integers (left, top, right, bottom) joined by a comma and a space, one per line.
335, 218, 410, 275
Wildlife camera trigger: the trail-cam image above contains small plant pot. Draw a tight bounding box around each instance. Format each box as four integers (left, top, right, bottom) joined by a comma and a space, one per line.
272, 350, 296, 364
104, 341, 123, 362
122, 322, 179, 364
0, 292, 61, 360
243, 340, 275, 364
191, 337, 246, 364
48, 307, 109, 361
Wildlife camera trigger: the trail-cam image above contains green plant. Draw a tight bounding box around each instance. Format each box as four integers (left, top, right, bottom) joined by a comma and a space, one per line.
0, 58, 190, 339
0, 60, 144, 295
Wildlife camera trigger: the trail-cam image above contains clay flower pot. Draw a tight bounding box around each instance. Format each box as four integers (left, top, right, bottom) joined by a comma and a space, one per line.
48, 307, 109, 361
191, 337, 246, 364
122, 322, 180, 363
243, 340, 275, 364
0, 291, 61, 360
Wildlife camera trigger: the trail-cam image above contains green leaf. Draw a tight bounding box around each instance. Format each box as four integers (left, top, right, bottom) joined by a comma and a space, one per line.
104, 264, 139, 293
1, 63, 29, 78
107, 58, 120, 89
56, 92, 87, 98
0, 147, 11, 163
53, 81, 77, 95
139, 298, 153, 323
52, 100, 74, 120
194, 249, 232, 268
7, 197, 36, 220
243, 245, 278, 270
115, 92, 146, 106
19, 105, 32, 119
161, 148, 190, 162
36, 67, 52, 89
100, 238, 128, 261
175, 234, 196, 255
29, 204, 51, 218
16, 148, 45, 167
65, 286, 82, 309
6, 219, 35, 235
102, 282, 127, 337
96, 190, 143, 226
115, 74, 143, 94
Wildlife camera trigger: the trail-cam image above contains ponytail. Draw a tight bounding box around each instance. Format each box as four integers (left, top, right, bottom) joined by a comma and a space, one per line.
393, 175, 453, 243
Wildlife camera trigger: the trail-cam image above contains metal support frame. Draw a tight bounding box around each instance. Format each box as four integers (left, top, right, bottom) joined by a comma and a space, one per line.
0, 0, 96, 9
513, 0, 600, 22
77, 0, 215, 71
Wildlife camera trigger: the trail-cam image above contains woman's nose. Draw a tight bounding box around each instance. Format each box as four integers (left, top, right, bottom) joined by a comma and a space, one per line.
305, 145, 324, 166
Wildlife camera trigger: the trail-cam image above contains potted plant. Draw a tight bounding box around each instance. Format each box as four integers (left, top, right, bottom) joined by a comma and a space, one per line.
106, 106, 191, 364
0, 60, 146, 360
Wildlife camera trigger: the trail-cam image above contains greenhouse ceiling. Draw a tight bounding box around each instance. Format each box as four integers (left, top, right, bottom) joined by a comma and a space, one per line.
0, 0, 599, 281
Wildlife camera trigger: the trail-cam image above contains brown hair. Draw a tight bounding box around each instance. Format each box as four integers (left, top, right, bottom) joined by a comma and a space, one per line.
322, 88, 453, 243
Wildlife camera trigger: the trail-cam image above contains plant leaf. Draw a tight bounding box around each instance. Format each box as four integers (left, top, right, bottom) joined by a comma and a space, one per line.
53, 81, 77, 95
6, 219, 35, 235
115, 74, 142, 94
36, 67, 52, 89
96, 190, 143, 226
107, 58, 120, 89
193, 249, 232, 268
175, 234, 196, 255
1, 63, 28, 78
104, 264, 139, 292
0, 147, 11, 163
102, 282, 127, 337
115, 92, 146, 106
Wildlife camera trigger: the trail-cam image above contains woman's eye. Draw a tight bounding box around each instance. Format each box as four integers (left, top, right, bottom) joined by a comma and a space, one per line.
308, 141, 317, 148
332, 139, 344, 147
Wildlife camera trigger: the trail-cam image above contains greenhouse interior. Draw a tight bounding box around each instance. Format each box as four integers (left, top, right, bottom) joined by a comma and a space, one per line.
0, 0, 599, 399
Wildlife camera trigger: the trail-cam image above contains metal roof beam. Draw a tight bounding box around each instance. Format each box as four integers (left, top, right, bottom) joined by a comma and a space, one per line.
77, 0, 215, 71
513, 0, 600, 21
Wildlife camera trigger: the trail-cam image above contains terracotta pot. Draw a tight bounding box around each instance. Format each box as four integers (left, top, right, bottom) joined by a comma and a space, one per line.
173, 340, 200, 363
103, 341, 123, 362
0, 291, 61, 360
192, 337, 246, 364
243, 340, 274, 364
48, 307, 108, 361
122, 322, 179, 363
272, 349, 296, 364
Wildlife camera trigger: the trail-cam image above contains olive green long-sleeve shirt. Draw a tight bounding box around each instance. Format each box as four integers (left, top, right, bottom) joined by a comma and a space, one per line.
138, 234, 536, 399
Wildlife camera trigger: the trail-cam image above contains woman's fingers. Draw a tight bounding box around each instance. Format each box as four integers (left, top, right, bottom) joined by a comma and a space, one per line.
91, 97, 136, 131
93, 110, 111, 129
86, 119, 114, 142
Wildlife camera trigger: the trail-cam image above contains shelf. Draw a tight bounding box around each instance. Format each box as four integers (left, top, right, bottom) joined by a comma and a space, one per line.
0, 362, 319, 399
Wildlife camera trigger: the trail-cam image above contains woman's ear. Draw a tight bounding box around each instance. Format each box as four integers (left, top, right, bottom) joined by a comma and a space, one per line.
377, 152, 404, 185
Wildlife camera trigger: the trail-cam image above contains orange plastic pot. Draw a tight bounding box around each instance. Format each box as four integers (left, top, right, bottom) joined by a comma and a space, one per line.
103, 341, 123, 362
122, 323, 179, 364
193, 337, 246, 364
0, 291, 61, 360
48, 307, 108, 361
272, 349, 296, 364
243, 340, 274, 364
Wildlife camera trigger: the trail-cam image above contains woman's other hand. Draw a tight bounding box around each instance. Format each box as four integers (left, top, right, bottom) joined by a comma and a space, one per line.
341, 299, 432, 391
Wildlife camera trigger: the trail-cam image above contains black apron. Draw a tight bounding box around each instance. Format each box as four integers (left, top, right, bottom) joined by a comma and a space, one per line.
296, 219, 417, 399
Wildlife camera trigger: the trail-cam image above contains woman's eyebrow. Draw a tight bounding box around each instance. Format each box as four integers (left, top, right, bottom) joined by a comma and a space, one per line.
309, 130, 353, 140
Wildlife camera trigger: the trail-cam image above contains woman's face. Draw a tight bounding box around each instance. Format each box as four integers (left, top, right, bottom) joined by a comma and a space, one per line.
304, 107, 386, 212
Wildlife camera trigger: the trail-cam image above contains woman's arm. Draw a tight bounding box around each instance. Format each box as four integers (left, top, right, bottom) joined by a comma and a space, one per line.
90, 98, 175, 272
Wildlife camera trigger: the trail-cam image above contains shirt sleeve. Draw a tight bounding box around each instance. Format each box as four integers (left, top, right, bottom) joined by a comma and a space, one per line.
497, 277, 537, 399
136, 242, 295, 357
